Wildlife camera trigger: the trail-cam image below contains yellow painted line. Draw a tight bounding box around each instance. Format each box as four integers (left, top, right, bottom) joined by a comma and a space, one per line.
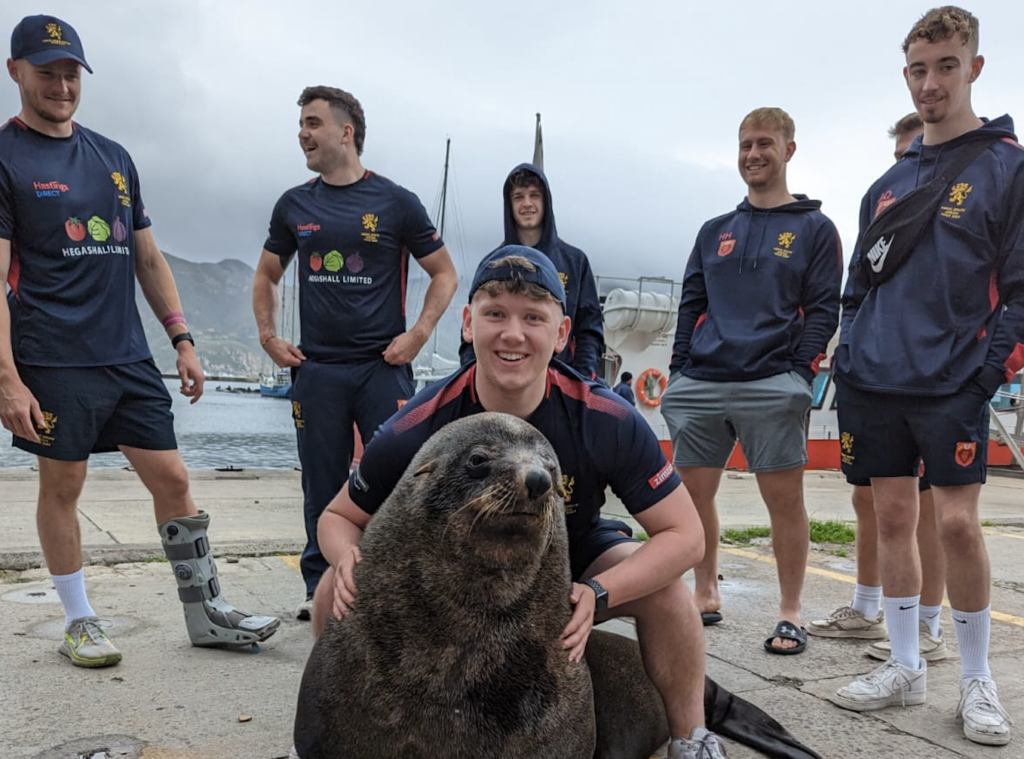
983, 527, 1024, 541
720, 545, 1024, 628
279, 554, 301, 571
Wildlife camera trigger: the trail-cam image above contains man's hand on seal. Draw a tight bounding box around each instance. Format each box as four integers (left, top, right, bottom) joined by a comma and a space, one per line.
562, 582, 597, 663
333, 546, 362, 619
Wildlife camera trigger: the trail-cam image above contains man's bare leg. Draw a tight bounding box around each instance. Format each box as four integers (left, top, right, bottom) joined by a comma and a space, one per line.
677, 466, 724, 617
756, 466, 808, 650
36, 457, 89, 575
585, 542, 706, 739
119, 446, 196, 522
918, 489, 947, 608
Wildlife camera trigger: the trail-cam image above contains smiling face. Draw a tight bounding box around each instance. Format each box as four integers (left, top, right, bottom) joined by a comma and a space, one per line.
8, 58, 81, 134
511, 184, 545, 234
904, 36, 982, 127
463, 289, 569, 406
298, 99, 350, 175
737, 124, 793, 191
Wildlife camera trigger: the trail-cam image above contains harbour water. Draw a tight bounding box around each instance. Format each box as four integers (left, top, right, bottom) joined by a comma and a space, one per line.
0, 380, 299, 471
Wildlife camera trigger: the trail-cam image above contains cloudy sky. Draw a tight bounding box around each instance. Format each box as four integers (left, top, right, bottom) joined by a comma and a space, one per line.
4, 1, 1023, 292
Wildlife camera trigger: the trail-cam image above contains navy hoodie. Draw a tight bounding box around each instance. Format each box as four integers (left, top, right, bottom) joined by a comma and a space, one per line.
834, 115, 1024, 397
460, 164, 604, 378
670, 195, 842, 383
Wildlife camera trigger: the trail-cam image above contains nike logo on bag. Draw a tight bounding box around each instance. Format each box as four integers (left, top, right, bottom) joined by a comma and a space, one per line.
867, 235, 893, 272
899, 604, 918, 610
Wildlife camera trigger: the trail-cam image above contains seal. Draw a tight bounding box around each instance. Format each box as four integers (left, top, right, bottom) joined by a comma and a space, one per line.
293, 413, 821, 759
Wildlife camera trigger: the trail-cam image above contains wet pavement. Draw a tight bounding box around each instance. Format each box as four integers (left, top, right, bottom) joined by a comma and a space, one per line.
1, 468, 1023, 758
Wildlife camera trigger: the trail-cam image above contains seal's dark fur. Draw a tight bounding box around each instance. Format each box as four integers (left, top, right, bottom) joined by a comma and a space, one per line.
294, 413, 821, 759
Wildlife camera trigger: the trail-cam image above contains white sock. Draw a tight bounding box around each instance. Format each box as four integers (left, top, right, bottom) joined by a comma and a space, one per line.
51, 568, 96, 628
952, 606, 992, 681
919, 604, 942, 639
851, 584, 882, 618
884, 594, 923, 670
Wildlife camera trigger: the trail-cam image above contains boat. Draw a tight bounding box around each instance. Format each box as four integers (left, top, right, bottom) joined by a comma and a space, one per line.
259, 368, 292, 398
597, 275, 1024, 473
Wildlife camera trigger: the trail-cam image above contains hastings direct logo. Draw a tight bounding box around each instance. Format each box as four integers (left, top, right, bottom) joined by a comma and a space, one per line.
33, 180, 69, 197
297, 222, 321, 238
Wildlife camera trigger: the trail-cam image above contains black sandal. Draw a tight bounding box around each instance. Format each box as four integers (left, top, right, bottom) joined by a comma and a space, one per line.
763, 620, 807, 655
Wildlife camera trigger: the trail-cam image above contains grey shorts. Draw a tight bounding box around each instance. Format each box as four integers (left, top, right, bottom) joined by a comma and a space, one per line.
661, 371, 811, 472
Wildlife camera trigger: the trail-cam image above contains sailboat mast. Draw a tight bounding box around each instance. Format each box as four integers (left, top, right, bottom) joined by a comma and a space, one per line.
439, 137, 451, 238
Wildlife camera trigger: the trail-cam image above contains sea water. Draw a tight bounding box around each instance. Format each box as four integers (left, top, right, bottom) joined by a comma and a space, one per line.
0, 380, 299, 471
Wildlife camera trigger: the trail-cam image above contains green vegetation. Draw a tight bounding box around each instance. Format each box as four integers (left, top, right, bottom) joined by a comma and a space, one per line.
809, 519, 856, 544
722, 526, 772, 544
831, 549, 848, 558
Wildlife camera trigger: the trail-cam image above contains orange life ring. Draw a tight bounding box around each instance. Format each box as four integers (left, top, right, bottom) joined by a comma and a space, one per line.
636, 368, 668, 407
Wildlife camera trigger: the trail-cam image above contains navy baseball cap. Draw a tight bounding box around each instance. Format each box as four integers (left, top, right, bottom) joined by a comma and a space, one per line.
469, 245, 566, 312
11, 15, 92, 73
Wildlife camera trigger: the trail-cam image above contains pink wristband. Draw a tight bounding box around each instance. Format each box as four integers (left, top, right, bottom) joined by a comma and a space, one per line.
160, 311, 185, 328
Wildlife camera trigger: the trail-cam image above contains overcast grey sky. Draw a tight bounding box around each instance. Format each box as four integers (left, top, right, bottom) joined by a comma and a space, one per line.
4, 0, 1023, 287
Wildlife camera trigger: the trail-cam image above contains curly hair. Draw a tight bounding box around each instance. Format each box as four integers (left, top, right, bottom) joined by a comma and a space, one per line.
297, 86, 367, 155
739, 107, 795, 143
902, 6, 979, 56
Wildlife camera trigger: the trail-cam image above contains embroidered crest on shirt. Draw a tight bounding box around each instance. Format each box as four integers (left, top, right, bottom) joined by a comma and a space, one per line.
717, 232, 736, 257
361, 213, 380, 243
774, 232, 796, 259
940, 183, 973, 220
110, 172, 131, 207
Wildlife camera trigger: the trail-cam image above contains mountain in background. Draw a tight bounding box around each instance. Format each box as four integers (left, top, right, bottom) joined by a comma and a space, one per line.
140, 252, 463, 379
139, 252, 296, 379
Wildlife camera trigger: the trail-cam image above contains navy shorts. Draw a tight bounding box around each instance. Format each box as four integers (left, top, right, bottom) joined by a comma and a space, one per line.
847, 464, 931, 492
13, 360, 177, 461
569, 518, 636, 581
836, 379, 988, 487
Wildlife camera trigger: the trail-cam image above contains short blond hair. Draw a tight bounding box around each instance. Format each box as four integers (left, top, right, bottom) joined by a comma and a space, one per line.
903, 6, 979, 56
739, 107, 795, 143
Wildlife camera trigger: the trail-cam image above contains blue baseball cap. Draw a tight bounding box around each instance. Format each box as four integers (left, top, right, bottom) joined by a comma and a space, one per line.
11, 15, 92, 74
469, 245, 566, 312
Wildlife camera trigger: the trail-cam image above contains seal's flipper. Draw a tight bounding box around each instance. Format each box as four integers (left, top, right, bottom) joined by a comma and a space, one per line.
587, 629, 822, 759
704, 677, 823, 759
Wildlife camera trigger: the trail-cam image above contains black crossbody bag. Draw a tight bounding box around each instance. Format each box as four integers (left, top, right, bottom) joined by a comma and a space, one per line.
859, 135, 999, 287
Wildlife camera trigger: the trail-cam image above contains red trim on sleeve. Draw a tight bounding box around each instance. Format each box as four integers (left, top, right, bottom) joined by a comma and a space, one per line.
548, 370, 630, 419
810, 352, 825, 377
1005, 344, 1024, 380
393, 369, 474, 435
694, 313, 707, 330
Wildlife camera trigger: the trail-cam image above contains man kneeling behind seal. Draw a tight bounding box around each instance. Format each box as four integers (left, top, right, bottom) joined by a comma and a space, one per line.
295, 413, 822, 759
298, 246, 821, 759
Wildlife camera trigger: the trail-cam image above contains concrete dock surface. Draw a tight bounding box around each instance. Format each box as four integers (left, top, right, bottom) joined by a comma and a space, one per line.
2, 467, 1023, 758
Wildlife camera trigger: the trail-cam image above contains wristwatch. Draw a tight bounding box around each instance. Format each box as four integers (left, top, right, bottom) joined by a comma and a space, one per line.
582, 578, 609, 617
171, 331, 195, 349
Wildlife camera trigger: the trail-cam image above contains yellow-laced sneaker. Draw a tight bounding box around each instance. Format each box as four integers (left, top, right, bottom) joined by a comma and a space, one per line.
59, 616, 122, 668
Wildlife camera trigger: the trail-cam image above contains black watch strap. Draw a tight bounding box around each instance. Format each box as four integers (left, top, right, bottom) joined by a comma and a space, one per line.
582, 578, 609, 616
171, 331, 195, 348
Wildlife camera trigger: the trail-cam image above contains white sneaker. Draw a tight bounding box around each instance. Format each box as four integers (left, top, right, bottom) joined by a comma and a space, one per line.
957, 678, 1012, 746
667, 726, 727, 758
829, 658, 926, 712
866, 620, 949, 662
807, 605, 887, 639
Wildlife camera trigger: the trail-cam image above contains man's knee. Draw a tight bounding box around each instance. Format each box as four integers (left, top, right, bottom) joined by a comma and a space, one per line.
631, 577, 693, 621
38, 461, 88, 508
935, 509, 983, 548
